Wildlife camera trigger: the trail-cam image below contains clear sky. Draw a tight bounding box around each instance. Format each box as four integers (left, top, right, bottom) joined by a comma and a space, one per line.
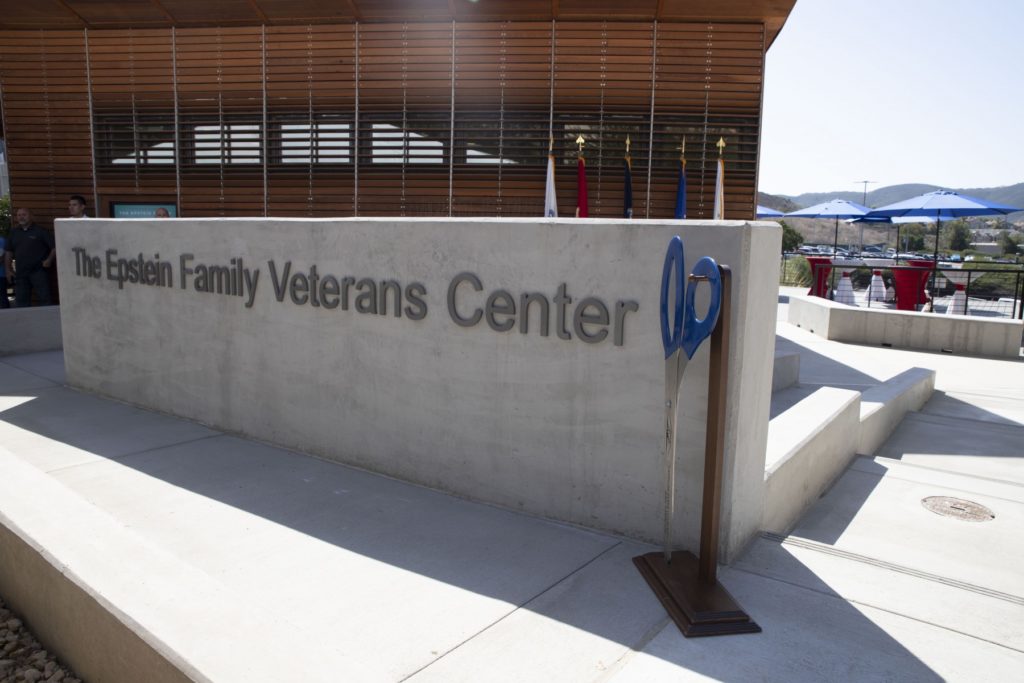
759, 0, 1024, 196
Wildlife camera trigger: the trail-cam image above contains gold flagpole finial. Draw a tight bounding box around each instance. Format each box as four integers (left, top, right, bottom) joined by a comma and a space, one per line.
716, 136, 726, 156
576, 134, 585, 154
625, 135, 631, 155
679, 136, 686, 161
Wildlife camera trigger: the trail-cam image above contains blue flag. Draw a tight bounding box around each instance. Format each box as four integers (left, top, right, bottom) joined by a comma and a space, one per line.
623, 154, 633, 218
674, 158, 687, 219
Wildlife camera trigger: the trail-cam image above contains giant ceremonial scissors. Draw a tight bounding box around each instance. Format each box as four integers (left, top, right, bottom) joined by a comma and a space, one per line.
659, 235, 722, 563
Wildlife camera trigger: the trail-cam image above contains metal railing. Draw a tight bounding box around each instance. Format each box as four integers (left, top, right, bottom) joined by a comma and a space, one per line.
780, 254, 1024, 319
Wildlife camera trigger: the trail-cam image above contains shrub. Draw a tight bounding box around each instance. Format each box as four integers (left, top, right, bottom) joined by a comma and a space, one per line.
780, 255, 811, 287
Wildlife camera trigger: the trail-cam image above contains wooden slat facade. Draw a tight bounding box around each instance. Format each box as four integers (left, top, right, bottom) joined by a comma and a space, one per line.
0, 18, 773, 227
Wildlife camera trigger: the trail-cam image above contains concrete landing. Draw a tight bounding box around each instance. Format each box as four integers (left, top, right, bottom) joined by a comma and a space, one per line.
1, 340, 1023, 681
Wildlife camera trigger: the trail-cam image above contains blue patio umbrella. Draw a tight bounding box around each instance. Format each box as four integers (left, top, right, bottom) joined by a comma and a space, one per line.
785, 199, 872, 255
865, 190, 1022, 263
756, 205, 783, 218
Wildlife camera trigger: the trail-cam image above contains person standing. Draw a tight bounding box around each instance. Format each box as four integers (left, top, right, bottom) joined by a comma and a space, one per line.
5, 208, 55, 306
68, 194, 89, 219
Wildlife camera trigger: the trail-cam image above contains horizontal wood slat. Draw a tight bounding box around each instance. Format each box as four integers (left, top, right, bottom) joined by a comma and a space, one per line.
0, 20, 765, 224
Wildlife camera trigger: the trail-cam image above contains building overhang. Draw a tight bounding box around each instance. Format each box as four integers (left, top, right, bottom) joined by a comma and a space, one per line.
0, 0, 796, 48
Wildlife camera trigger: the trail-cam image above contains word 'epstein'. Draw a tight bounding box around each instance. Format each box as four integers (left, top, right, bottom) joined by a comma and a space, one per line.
75, 247, 175, 290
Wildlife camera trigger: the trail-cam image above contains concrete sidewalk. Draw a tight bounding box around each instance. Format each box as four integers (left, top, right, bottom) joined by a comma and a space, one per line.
0, 330, 1023, 680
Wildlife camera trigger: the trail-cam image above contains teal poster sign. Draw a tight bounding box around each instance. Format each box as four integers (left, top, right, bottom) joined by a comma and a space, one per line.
111, 203, 177, 218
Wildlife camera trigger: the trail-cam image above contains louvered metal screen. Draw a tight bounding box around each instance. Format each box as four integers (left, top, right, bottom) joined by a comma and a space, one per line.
0, 20, 765, 225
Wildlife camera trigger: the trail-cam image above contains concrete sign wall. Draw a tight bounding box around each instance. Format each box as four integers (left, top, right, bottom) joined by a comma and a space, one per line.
57, 218, 780, 562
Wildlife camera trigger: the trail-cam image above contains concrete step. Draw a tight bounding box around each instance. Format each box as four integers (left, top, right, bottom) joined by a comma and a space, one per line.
605, 561, 1024, 681
764, 368, 935, 535
791, 453, 1024, 601
764, 386, 861, 534
874, 410, 1024, 485
0, 449, 370, 683
771, 349, 800, 393
0, 384, 675, 683
736, 532, 1024, 653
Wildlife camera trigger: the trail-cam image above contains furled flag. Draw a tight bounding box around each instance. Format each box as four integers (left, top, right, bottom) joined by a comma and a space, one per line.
623, 136, 633, 218
544, 144, 558, 217
712, 136, 726, 220
575, 134, 589, 218
674, 138, 687, 219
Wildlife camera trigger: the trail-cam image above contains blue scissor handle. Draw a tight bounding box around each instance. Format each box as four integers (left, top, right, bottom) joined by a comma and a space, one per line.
681, 255, 722, 359
660, 236, 723, 360
660, 236, 685, 358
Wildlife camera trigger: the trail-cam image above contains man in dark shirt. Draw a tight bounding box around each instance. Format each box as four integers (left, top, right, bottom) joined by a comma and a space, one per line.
5, 208, 56, 306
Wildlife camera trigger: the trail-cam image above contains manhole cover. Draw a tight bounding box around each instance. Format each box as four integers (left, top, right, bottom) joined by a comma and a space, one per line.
921, 496, 994, 522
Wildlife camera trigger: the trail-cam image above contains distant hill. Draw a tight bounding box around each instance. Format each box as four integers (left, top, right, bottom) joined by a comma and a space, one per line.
756, 192, 800, 214
765, 181, 1024, 221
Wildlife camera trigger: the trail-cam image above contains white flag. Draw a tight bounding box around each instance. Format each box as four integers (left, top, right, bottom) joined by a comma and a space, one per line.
712, 156, 725, 220
544, 153, 558, 217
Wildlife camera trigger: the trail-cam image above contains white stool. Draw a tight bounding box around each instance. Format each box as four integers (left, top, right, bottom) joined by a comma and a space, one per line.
834, 270, 856, 306
867, 270, 886, 302
946, 284, 968, 315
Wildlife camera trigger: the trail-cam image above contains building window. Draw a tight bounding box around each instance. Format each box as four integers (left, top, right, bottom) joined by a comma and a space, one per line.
279, 120, 351, 164
371, 123, 443, 164
194, 124, 261, 164
95, 115, 176, 167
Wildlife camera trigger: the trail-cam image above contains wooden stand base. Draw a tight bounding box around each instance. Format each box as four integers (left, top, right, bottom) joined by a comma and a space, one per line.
633, 551, 760, 638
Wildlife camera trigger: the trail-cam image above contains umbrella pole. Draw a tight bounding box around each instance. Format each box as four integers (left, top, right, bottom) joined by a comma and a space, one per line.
831, 217, 840, 300
931, 215, 942, 307
895, 225, 901, 265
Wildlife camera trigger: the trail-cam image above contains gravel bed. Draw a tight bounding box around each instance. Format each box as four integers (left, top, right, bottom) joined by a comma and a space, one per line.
0, 596, 82, 683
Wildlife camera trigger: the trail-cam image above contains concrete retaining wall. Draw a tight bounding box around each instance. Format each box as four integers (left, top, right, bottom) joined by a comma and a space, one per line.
0, 306, 62, 356
788, 294, 1023, 359
763, 387, 861, 534
56, 217, 781, 563
0, 449, 343, 683
763, 367, 937, 534
772, 350, 800, 393
858, 367, 935, 456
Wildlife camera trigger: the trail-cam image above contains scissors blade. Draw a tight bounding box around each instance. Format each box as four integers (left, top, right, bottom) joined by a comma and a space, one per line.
663, 350, 685, 563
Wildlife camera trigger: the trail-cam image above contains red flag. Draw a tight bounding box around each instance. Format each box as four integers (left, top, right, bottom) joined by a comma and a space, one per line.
576, 156, 589, 218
